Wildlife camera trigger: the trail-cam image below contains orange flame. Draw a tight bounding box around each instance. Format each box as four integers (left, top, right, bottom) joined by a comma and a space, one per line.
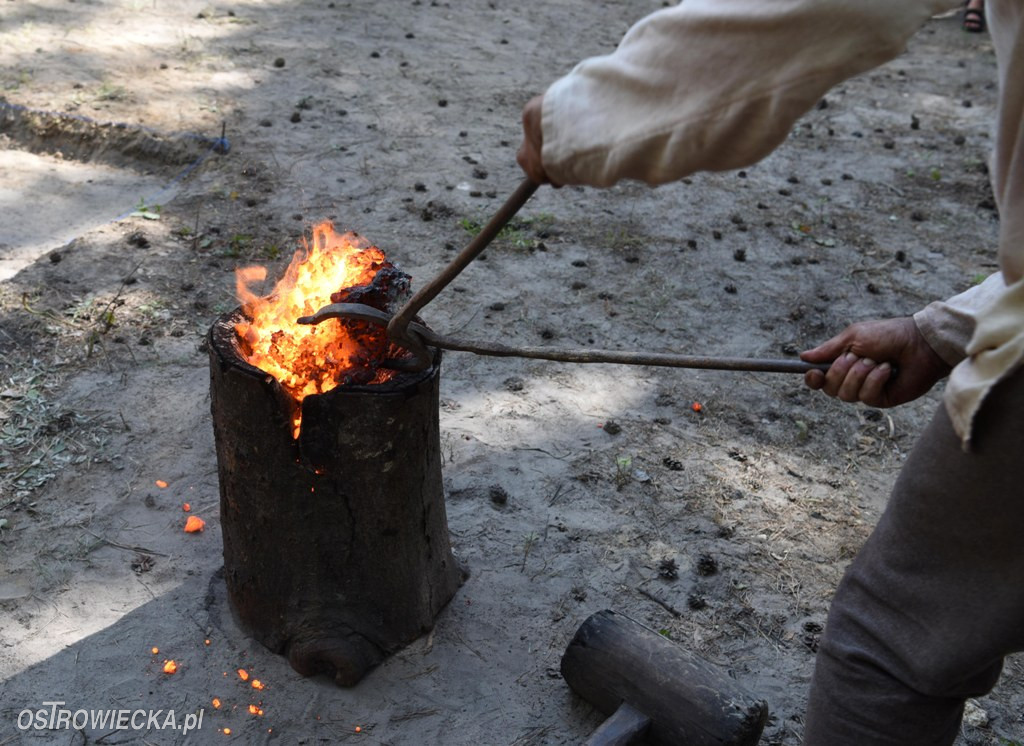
234, 222, 401, 438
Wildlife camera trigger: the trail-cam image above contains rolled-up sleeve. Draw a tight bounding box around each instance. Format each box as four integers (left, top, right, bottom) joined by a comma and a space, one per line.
913, 274, 1008, 369
541, 0, 958, 187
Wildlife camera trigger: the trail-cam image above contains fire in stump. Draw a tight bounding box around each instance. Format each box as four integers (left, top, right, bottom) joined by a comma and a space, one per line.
208, 223, 463, 685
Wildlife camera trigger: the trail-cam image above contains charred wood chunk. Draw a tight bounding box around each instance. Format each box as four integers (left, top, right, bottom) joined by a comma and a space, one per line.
330, 263, 410, 311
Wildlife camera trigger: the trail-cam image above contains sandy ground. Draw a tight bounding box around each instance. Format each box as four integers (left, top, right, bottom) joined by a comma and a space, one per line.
0, 151, 155, 279
0, 1, 1020, 744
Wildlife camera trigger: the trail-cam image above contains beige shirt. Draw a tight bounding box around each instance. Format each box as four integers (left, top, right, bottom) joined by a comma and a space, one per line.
541, 0, 1024, 445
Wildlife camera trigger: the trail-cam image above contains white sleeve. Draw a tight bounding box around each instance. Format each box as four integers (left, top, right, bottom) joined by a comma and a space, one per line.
914, 273, 1008, 367
541, 0, 958, 187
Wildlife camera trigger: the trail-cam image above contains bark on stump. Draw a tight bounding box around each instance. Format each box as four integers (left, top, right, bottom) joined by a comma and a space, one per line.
208, 310, 462, 685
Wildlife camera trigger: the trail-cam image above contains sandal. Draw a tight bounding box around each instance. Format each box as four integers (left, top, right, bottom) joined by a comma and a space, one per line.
963, 1, 986, 33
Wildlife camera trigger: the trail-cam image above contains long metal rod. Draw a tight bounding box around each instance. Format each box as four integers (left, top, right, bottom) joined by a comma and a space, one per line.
424, 331, 827, 373
386, 178, 540, 345
298, 303, 829, 374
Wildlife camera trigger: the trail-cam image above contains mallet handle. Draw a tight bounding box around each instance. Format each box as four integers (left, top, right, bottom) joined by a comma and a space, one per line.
584, 702, 651, 746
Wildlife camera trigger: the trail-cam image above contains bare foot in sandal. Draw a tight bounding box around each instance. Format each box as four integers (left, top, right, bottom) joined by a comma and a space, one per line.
963, 0, 985, 33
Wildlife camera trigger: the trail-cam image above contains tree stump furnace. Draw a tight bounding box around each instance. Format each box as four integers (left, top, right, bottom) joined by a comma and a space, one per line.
208, 309, 462, 685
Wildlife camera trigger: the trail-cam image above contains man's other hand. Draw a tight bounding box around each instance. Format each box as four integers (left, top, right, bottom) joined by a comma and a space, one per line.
517, 94, 559, 186
801, 317, 952, 407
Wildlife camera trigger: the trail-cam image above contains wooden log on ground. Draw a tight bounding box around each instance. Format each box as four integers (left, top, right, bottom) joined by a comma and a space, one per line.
208, 309, 463, 685
561, 609, 768, 746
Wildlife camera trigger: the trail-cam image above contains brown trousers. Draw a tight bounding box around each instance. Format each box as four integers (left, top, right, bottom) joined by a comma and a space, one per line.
804, 366, 1024, 744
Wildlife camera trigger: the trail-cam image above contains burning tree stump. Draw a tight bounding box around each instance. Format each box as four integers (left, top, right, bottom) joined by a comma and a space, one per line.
208, 309, 463, 685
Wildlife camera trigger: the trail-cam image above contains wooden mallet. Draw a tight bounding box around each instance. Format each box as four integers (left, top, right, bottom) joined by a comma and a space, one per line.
561, 610, 769, 746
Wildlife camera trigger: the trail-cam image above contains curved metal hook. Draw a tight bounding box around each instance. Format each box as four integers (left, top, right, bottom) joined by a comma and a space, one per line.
297, 302, 434, 372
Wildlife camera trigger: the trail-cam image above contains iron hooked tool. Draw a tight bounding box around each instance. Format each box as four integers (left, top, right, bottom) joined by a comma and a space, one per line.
297, 178, 830, 376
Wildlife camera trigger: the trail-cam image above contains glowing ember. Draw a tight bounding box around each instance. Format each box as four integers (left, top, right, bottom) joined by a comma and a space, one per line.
237, 668, 249, 681
248, 704, 264, 716
151, 647, 159, 655
184, 515, 206, 533
212, 698, 222, 709
155, 480, 168, 488
163, 660, 177, 674
223, 728, 232, 735
234, 222, 410, 438
183, 502, 191, 512
251, 679, 265, 690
